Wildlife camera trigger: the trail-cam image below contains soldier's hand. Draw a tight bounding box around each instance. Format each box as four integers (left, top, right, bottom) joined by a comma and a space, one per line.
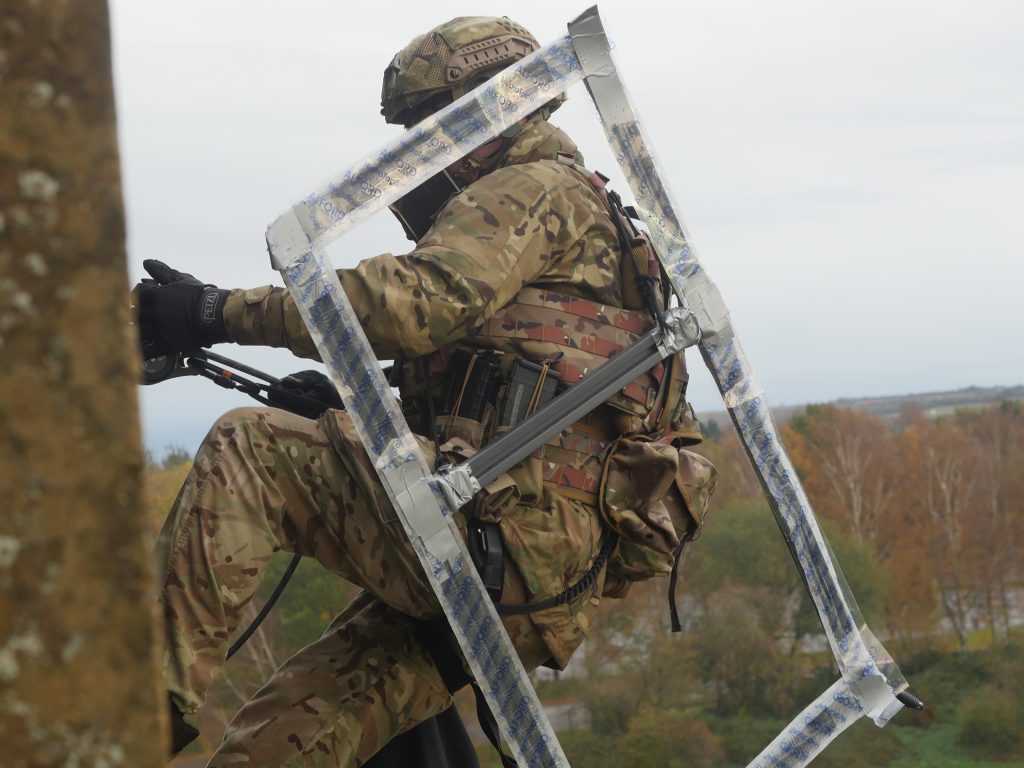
140, 259, 204, 287
267, 370, 344, 419
133, 259, 231, 357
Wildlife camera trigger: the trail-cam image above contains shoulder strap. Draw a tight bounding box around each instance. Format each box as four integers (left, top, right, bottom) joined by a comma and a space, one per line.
555, 152, 667, 320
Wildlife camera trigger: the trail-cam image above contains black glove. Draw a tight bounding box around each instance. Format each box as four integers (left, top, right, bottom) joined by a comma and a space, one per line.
266, 370, 344, 419
134, 259, 231, 357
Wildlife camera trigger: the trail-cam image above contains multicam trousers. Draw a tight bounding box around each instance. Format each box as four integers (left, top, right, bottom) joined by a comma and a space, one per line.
154, 406, 550, 767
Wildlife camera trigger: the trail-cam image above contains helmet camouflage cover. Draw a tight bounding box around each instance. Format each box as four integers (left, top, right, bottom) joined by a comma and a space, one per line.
381, 16, 544, 126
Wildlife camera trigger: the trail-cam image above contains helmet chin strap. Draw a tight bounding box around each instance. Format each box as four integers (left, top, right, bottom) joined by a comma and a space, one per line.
447, 138, 504, 184
447, 120, 525, 185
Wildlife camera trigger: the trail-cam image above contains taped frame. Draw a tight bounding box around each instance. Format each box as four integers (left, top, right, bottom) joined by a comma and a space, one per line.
566, 4, 908, 763
264, 6, 911, 768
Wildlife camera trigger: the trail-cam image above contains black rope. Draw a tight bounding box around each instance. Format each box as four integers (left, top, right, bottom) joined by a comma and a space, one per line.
473, 683, 518, 768
227, 552, 302, 659
496, 533, 617, 615
606, 189, 667, 332
170, 352, 331, 661
419, 356, 444, 471
668, 535, 694, 633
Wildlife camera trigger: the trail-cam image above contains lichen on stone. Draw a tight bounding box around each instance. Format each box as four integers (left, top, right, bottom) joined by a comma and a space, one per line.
18, 169, 60, 202
0, 630, 45, 683
24, 252, 48, 276
26, 80, 54, 108
61, 634, 85, 663
0, 535, 21, 568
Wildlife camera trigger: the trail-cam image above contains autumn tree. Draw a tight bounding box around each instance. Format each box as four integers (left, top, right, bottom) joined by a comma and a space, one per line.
581, 577, 693, 732
695, 427, 761, 507
783, 405, 901, 549
954, 403, 1023, 645
896, 413, 993, 649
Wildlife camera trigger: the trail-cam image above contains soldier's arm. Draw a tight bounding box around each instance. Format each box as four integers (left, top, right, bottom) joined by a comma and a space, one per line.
223, 162, 595, 359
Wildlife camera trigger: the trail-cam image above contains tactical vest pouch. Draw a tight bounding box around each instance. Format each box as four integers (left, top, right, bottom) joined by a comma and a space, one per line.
598, 435, 717, 595
441, 349, 501, 421
436, 349, 502, 449
497, 358, 561, 429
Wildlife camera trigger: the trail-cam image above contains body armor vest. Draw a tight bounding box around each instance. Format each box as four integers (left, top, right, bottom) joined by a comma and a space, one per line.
394, 160, 702, 499
463, 286, 690, 437
397, 284, 698, 442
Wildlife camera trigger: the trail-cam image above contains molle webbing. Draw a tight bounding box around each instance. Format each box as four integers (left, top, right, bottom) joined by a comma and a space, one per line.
541, 427, 608, 501
479, 287, 666, 416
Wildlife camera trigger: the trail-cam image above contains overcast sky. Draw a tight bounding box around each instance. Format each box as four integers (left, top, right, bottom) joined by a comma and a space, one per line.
109, 0, 1024, 458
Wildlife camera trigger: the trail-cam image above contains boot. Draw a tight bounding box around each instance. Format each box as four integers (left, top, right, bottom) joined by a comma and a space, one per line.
169, 694, 200, 756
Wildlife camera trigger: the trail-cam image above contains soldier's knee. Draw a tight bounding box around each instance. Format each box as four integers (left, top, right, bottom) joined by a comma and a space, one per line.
214, 406, 265, 429
202, 407, 270, 451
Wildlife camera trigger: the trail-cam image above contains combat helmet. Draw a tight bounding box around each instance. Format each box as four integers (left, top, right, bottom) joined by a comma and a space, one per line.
381, 16, 555, 126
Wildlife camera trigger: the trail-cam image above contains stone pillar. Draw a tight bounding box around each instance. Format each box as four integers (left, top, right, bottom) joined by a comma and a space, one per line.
0, 1, 168, 764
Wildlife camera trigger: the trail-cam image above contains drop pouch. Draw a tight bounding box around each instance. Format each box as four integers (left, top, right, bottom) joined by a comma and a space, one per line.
598, 435, 717, 588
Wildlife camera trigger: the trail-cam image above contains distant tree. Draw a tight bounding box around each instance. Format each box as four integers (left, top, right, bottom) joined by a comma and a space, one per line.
883, 550, 941, 658
896, 413, 992, 649
582, 579, 694, 731
954, 403, 1023, 645
687, 497, 797, 602
160, 444, 193, 468
689, 584, 798, 717
623, 709, 724, 768
783, 405, 900, 549
793, 518, 889, 641
956, 686, 1022, 757
685, 497, 806, 710
560, 728, 625, 768
694, 429, 761, 507
143, 460, 193, 540
686, 493, 891, 684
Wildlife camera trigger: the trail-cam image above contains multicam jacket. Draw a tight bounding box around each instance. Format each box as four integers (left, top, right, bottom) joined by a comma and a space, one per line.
223, 116, 701, 666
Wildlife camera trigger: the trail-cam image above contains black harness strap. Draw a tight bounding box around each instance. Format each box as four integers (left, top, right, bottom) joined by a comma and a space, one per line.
413, 528, 618, 768
413, 619, 517, 768
473, 684, 518, 768
495, 533, 617, 615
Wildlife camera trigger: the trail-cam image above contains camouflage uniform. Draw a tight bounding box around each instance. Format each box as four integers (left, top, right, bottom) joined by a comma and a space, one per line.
156, 117, 646, 766
156, 407, 550, 766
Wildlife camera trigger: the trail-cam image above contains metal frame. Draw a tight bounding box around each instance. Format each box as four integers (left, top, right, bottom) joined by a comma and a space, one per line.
566, 9, 913, 764
263, 7, 915, 767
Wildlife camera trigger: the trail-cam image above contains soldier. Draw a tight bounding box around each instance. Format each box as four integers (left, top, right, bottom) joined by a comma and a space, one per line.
136, 15, 714, 767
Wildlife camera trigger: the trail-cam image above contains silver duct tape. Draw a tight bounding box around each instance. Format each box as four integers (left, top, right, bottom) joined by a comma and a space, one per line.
437, 464, 483, 512
655, 306, 701, 359
274, 246, 568, 765
379, 458, 459, 569
268, 36, 586, 268
567, 0, 906, 732
681, 270, 730, 339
